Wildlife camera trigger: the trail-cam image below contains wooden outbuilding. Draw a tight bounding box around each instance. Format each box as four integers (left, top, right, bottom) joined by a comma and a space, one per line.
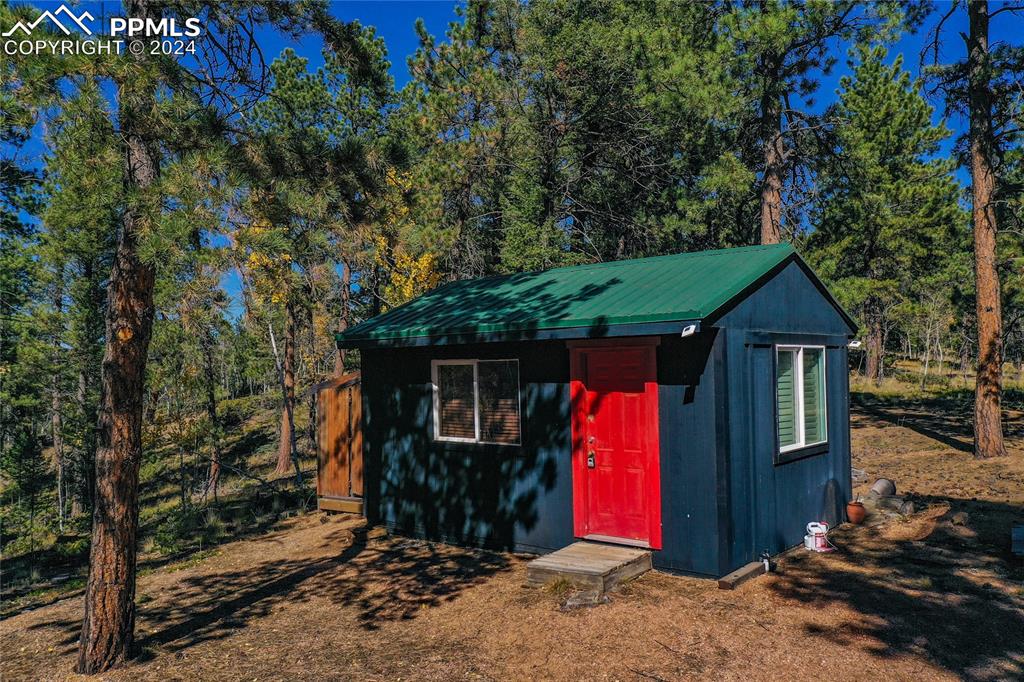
333, 243, 857, 578
314, 372, 363, 514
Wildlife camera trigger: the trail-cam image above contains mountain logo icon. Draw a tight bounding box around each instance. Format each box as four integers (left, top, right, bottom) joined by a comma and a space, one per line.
3, 5, 95, 37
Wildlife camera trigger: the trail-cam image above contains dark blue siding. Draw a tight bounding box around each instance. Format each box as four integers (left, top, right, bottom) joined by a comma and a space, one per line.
713, 261, 852, 335
361, 341, 574, 554
655, 333, 721, 575
715, 262, 854, 571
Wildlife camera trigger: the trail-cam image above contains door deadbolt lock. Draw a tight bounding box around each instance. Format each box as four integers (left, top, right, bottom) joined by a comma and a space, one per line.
587, 451, 596, 468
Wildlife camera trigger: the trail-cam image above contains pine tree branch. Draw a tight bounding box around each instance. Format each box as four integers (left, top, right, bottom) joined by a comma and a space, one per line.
988, 5, 1024, 19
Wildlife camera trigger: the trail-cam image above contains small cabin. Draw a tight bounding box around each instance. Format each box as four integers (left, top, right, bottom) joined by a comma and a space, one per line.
335, 243, 856, 578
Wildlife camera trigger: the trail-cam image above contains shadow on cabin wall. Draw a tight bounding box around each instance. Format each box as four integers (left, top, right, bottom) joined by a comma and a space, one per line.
355, 272, 629, 553
359, 328, 728, 575
361, 340, 578, 553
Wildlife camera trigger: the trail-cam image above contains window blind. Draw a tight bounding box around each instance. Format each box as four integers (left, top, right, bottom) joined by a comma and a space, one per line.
776, 346, 827, 455
478, 360, 520, 445
802, 348, 826, 444
437, 363, 475, 439
776, 349, 798, 449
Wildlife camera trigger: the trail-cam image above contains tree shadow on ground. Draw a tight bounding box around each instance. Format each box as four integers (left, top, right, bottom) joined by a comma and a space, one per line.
851, 392, 975, 453
768, 496, 1024, 680
30, 520, 511, 658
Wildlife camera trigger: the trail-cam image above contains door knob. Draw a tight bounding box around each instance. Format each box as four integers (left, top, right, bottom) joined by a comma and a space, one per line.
587, 451, 596, 468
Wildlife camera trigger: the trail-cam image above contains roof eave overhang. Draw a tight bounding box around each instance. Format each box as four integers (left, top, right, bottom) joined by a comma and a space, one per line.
336, 318, 702, 350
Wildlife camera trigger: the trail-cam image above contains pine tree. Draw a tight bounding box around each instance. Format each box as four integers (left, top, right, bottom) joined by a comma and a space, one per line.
240, 38, 392, 477
720, 1, 911, 244
808, 46, 961, 384
628, 0, 758, 250
40, 84, 120, 519
71, 3, 396, 671
0, 34, 48, 553
400, 0, 517, 278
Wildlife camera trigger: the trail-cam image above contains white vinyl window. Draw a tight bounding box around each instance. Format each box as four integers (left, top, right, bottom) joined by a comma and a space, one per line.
431, 359, 521, 445
776, 346, 827, 453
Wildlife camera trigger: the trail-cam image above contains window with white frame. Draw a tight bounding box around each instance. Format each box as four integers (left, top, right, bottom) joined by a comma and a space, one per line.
776, 346, 827, 453
432, 359, 521, 445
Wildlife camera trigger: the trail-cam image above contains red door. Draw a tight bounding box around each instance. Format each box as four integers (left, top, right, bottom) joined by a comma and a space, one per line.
570, 341, 661, 549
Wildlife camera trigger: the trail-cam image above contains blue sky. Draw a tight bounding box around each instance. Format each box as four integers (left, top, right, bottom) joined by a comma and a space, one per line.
267, 1, 459, 87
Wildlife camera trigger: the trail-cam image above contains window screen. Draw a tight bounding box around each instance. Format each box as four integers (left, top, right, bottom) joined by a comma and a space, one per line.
437, 363, 475, 439
478, 360, 521, 444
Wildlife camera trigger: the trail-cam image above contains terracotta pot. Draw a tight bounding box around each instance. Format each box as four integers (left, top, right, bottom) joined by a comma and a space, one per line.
846, 501, 866, 525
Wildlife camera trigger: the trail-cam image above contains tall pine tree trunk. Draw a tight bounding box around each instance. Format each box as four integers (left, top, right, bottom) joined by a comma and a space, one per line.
201, 331, 222, 498
52, 371, 65, 529
760, 93, 784, 245
71, 369, 88, 517
77, 1, 159, 671
967, 0, 1007, 459
145, 387, 159, 422
71, 258, 101, 518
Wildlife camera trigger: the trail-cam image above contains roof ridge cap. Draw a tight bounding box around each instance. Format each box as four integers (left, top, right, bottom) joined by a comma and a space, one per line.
402, 243, 796, 290
535, 243, 793, 275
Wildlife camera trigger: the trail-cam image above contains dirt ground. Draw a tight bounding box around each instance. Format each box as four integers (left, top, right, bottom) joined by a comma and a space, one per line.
2, 400, 1023, 681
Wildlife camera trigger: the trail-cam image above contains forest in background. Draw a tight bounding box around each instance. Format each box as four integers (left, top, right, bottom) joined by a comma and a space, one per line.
0, 0, 1022, 672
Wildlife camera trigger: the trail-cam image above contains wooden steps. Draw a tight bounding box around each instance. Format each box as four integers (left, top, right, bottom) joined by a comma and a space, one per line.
318, 496, 363, 514
526, 542, 652, 594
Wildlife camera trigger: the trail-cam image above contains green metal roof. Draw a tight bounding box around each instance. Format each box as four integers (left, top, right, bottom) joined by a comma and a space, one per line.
339, 243, 840, 347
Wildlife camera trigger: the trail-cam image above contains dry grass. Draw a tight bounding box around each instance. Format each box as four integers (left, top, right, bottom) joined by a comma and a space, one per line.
2, 396, 1023, 681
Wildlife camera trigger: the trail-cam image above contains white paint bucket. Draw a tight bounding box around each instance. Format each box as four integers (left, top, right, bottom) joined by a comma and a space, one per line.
804, 522, 833, 552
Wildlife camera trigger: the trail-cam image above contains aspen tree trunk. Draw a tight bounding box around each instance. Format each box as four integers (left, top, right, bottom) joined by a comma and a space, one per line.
921, 328, 931, 390
760, 92, 784, 245
77, 1, 159, 671
967, 0, 1007, 459
271, 303, 301, 481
